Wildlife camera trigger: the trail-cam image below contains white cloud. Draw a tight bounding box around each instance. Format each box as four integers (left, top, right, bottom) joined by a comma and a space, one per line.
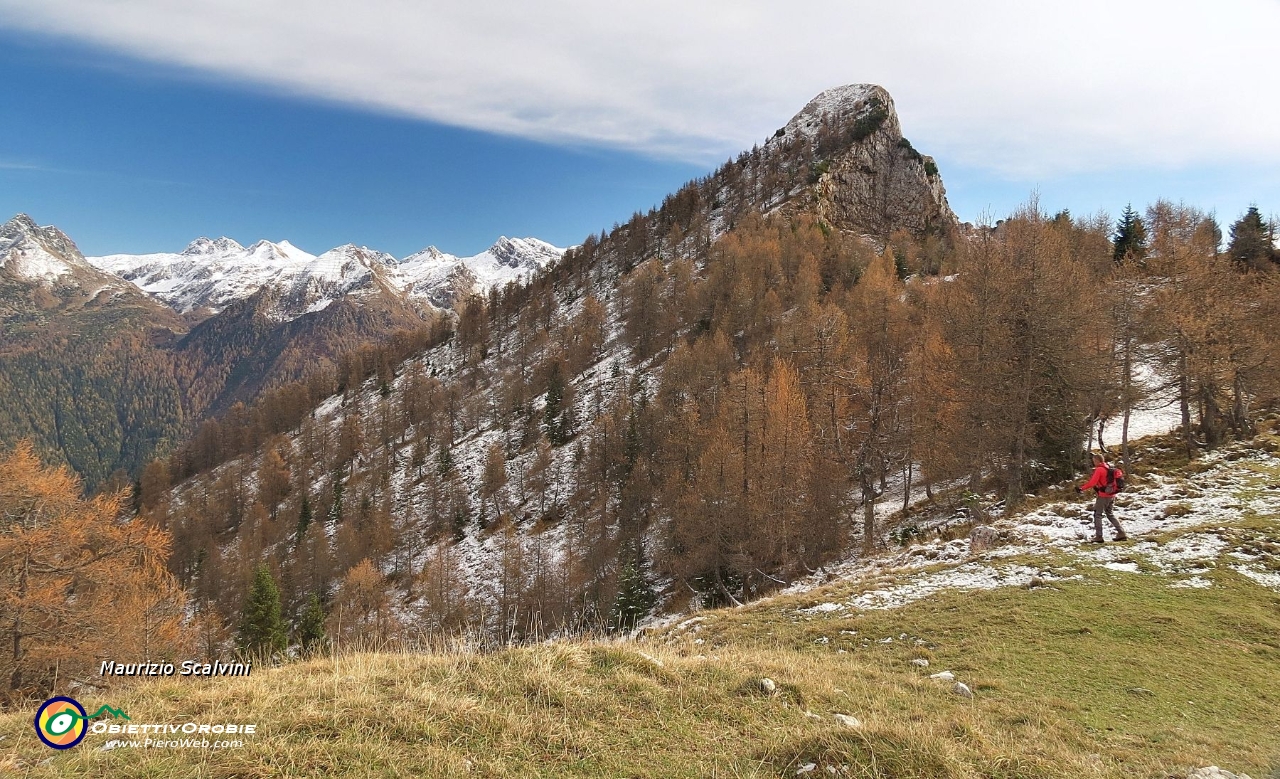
0, 0, 1276, 175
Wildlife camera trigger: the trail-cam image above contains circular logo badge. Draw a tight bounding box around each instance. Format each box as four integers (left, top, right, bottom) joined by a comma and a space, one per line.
34, 696, 88, 750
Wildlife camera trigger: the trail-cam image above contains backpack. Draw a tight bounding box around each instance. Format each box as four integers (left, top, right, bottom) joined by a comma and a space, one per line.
1105, 466, 1126, 493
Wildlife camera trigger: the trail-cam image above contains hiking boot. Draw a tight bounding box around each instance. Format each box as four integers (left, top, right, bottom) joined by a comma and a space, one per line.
1114, 532, 1128, 542
1088, 536, 1105, 544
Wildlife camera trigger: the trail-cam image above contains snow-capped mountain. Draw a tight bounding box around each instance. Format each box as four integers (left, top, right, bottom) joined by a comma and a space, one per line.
1, 214, 116, 287
89, 235, 564, 317
0, 214, 79, 282
0, 214, 142, 302
398, 236, 563, 308
92, 238, 398, 317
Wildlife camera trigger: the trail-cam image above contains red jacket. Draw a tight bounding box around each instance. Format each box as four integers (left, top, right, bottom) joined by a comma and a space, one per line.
1081, 464, 1119, 498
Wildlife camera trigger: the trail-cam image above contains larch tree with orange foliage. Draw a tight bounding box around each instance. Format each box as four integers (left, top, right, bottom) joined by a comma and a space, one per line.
0, 441, 191, 699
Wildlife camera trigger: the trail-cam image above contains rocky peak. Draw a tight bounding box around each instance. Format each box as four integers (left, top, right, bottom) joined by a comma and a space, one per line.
326, 244, 399, 268
1, 213, 40, 237
2, 213, 85, 261
486, 236, 560, 270
773, 84, 893, 145
182, 236, 245, 256
772, 84, 956, 240
401, 246, 447, 265
0, 213, 89, 282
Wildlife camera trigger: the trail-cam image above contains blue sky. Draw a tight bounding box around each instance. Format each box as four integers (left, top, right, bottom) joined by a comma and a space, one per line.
1, 1, 1277, 257
0, 32, 704, 257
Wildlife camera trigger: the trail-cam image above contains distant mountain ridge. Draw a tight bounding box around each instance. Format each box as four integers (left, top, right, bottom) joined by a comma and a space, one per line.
90, 234, 565, 318
0, 212, 562, 487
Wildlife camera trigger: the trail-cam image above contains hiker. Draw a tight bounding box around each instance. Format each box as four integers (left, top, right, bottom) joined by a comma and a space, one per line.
1076, 453, 1128, 543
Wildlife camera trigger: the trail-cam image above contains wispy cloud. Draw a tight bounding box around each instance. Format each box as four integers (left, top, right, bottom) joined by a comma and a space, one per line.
0, 160, 49, 171
0, 157, 209, 192
0, 0, 1276, 176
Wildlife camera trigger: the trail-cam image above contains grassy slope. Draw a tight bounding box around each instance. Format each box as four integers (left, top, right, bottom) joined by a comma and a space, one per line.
3, 457, 1279, 778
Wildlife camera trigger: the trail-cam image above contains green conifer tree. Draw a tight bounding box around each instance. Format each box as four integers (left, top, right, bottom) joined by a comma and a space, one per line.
1227, 206, 1276, 270
296, 593, 327, 656
1113, 204, 1149, 263
610, 560, 657, 632
329, 471, 345, 525
239, 564, 287, 657
295, 492, 312, 544
893, 249, 910, 280
544, 361, 566, 445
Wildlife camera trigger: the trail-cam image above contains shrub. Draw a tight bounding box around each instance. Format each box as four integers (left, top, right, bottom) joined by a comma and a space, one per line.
848, 98, 889, 142
896, 137, 923, 163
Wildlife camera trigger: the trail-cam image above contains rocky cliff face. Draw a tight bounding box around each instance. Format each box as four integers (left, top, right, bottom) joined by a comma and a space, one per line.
769, 85, 956, 239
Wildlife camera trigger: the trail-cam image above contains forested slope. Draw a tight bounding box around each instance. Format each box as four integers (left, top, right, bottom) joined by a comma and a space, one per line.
137, 85, 1280, 654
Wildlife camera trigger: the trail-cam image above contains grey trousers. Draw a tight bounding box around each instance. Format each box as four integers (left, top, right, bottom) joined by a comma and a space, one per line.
1093, 496, 1124, 539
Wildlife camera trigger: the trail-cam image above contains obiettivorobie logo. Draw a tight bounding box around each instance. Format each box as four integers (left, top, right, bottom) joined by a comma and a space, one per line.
34, 697, 130, 750
34, 695, 257, 751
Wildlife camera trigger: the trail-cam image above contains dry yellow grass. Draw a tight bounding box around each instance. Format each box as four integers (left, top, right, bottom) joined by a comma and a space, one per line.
4, 561, 1278, 779
3, 441, 1279, 778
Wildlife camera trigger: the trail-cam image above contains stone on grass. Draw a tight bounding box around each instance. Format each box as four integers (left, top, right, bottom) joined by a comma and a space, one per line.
952, 682, 973, 698
911, 658, 930, 668
969, 525, 1000, 553
757, 677, 777, 695
832, 713, 862, 729
929, 671, 955, 681
1187, 768, 1253, 779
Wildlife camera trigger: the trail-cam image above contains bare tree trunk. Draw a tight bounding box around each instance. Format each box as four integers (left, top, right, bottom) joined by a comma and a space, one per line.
10, 551, 27, 693
1232, 371, 1251, 437
1120, 338, 1133, 470
901, 461, 913, 514
1179, 353, 1193, 459
861, 486, 876, 554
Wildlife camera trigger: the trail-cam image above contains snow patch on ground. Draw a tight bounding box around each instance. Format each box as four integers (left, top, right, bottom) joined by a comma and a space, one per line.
779, 447, 1279, 618
1169, 576, 1213, 589
1232, 565, 1280, 592
799, 563, 1061, 614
